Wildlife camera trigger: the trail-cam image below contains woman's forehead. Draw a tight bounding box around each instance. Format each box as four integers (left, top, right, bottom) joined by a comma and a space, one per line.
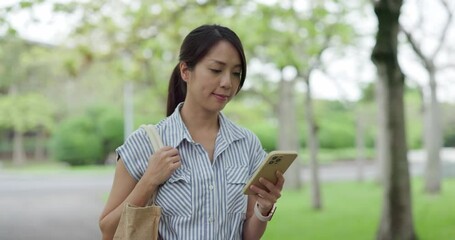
202, 41, 241, 66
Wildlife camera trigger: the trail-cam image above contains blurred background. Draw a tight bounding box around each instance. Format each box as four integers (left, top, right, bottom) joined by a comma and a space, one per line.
0, 0, 454, 239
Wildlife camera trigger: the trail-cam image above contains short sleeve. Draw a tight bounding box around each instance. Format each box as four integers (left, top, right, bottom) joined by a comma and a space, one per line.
116, 128, 154, 181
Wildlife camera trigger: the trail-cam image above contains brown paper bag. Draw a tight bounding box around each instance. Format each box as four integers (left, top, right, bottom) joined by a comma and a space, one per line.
113, 203, 161, 240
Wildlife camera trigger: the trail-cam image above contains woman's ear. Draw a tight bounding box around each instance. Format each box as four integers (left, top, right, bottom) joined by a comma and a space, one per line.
179, 62, 190, 82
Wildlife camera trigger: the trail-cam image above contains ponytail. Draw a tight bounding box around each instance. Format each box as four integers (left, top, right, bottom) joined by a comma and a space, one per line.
166, 64, 186, 116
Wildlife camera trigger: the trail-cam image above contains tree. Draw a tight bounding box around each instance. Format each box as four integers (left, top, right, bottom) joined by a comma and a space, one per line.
401, 0, 454, 194
371, 0, 417, 239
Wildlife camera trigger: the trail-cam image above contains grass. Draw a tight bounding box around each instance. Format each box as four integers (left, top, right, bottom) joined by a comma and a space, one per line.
263, 178, 455, 240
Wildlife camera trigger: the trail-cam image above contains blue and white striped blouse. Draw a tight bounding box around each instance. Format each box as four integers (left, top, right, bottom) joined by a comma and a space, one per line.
116, 103, 266, 240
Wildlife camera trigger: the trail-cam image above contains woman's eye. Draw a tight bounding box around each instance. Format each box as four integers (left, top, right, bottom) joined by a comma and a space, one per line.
233, 72, 241, 77
210, 69, 222, 73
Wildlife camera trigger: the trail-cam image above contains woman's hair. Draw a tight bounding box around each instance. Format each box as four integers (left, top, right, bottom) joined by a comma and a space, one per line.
166, 24, 247, 116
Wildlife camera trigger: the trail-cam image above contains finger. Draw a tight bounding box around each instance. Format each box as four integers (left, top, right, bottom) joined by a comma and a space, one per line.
250, 184, 277, 203
171, 161, 181, 170
259, 177, 277, 192
156, 146, 174, 153
275, 171, 285, 190
168, 155, 181, 164
258, 177, 282, 200
160, 147, 178, 157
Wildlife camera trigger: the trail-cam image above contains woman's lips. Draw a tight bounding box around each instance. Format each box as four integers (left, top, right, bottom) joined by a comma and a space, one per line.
213, 93, 229, 101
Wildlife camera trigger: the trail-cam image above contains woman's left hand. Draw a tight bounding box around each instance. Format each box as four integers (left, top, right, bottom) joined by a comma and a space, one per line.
249, 171, 285, 214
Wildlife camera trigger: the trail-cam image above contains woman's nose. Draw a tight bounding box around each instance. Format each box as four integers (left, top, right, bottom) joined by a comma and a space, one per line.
220, 72, 232, 89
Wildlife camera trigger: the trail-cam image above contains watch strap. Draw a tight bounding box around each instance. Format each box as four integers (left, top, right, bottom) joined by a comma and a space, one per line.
254, 202, 276, 222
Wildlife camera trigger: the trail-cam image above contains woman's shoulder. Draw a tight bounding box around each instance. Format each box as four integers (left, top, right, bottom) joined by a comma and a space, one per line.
124, 127, 149, 144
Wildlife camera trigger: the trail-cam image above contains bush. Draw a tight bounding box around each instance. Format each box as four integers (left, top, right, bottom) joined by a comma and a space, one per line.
51, 106, 124, 166
318, 113, 355, 149
97, 110, 124, 156
249, 121, 277, 151
51, 116, 103, 166
443, 128, 455, 147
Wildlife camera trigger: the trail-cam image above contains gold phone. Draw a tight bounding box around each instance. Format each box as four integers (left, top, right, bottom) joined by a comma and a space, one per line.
243, 150, 298, 195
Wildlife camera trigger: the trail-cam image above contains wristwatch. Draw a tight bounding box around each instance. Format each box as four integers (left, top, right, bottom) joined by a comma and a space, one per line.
254, 202, 277, 222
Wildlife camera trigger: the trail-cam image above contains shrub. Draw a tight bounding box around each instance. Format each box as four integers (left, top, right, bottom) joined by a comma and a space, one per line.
51, 116, 103, 166
51, 106, 124, 166
97, 110, 124, 158
249, 121, 277, 151
318, 113, 355, 149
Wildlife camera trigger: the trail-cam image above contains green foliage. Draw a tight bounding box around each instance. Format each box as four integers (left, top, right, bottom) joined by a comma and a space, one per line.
97, 109, 124, 154
0, 93, 55, 132
51, 116, 103, 166
51, 106, 123, 166
318, 116, 355, 149
315, 101, 356, 148
249, 121, 277, 152
443, 128, 455, 147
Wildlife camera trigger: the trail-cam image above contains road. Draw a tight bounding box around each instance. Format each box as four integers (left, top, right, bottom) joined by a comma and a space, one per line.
0, 171, 113, 240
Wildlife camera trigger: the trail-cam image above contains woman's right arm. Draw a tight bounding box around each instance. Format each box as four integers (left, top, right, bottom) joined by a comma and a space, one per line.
99, 146, 181, 240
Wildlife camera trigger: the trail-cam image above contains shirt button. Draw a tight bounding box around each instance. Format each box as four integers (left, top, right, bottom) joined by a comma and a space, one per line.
209, 185, 214, 190
208, 217, 214, 222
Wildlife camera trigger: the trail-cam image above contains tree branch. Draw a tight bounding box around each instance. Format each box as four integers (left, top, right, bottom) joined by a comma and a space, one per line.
431, 0, 453, 59
401, 26, 432, 69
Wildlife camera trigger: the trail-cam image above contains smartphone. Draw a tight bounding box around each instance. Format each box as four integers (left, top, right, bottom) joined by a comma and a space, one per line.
243, 150, 298, 195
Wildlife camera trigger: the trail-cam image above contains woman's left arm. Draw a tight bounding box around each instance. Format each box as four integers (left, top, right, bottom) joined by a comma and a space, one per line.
242, 171, 285, 240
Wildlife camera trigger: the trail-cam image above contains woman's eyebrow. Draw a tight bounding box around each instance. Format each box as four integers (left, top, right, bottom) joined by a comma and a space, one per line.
209, 59, 241, 68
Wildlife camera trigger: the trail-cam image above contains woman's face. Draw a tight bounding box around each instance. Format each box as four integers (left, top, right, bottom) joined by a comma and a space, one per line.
181, 40, 242, 113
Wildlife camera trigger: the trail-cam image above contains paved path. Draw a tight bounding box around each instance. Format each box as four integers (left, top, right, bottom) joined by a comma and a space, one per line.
0, 171, 113, 240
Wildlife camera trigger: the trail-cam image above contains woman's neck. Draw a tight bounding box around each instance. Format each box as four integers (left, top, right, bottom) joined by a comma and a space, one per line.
180, 102, 219, 132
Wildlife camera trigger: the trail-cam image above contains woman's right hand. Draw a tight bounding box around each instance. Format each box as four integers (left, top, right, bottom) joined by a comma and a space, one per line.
143, 146, 181, 187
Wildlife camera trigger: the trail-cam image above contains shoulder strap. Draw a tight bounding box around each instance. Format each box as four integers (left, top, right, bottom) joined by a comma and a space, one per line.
140, 124, 164, 206
140, 124, 164, 151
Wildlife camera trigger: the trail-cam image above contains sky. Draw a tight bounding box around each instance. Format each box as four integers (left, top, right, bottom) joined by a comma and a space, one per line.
1, 0, 454, 103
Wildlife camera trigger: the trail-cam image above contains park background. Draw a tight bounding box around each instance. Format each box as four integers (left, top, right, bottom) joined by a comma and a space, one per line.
0, 0, 454, 239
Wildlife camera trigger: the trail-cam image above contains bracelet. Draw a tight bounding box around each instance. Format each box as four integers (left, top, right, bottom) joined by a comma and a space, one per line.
254, 202, 277, 222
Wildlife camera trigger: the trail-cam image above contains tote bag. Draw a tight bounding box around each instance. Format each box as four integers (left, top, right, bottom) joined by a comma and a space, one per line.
113, 124, 164, 240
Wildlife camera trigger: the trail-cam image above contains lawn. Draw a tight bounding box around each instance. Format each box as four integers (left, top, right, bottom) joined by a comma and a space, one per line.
263, 178, 455, 240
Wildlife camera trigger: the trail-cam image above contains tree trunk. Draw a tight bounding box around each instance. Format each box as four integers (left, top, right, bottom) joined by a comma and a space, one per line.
277, 77, 301, 190
34, 128, 46, 161
13, 130, 26, 166
375, 78, 388, 185
371, 0, 417, 239
304, 78, 322, 210
424, 68, 442, 193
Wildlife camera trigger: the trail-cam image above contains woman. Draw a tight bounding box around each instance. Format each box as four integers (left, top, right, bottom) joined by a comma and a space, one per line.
99, 24, 285, 240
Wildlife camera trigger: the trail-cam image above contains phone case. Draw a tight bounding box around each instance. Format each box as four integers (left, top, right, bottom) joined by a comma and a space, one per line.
243, 150, 298, 195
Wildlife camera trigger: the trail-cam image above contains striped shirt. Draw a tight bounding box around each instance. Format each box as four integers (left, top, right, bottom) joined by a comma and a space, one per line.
116, 103, 266, 240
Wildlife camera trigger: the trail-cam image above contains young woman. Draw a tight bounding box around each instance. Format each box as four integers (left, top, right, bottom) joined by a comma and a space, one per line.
99, 24, 285, 240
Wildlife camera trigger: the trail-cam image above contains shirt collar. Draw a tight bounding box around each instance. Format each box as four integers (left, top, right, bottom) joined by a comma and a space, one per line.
162, 102, 246, 148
